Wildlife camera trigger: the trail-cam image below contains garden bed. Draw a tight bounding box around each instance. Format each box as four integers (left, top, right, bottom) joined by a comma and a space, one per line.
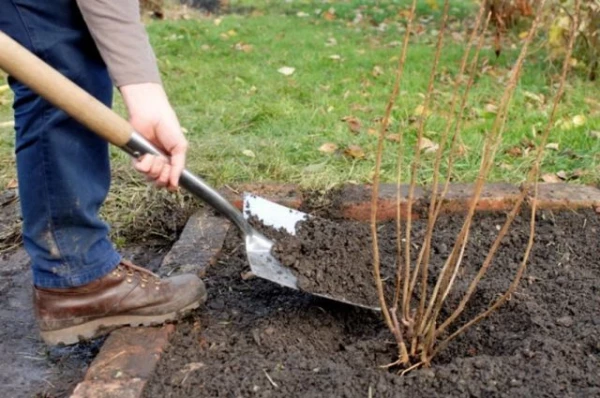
143, 206, 600, 397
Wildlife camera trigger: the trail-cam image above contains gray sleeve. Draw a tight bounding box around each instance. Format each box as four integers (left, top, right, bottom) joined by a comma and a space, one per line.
75, 0, 162, 87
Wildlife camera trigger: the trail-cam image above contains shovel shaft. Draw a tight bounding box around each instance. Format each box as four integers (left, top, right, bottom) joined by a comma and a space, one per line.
0, 31, 253, 236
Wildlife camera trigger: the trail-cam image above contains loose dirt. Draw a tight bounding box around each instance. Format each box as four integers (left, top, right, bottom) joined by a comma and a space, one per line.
143, 207, 600, 397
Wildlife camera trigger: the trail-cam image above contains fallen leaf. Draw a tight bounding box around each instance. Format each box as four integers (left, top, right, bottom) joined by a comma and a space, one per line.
482, 103, 498, 118
344, 145, 365, 159
367, 128, 378, 136
325, 37, 337, 47
556, 170, 568, 180
545, 143, 559, 151
572, 114, 586, 127
213, 18, 222, 26
541, 173, 561, 183
234, 42, 253, 52
342, 116, 361, 134
318, 143, 338, 154
5, 178, 17, 189
242, 149, 256, 158
227, 29, 237, 37
323, 10, 336, 21
419, 137, 439, 153
506, 146, 523, 157
303, 163, 326, 173
296, 11, 309, 17
372, 65, 384, 77
329, 54, 342, 61
241, 271, 256, 280
518, 31, 529, 39
414, 104, 431, 117
523, 91, 544, 104
386, 134, 401, 142
277, 66, 295, 76
589, 130, 600, 139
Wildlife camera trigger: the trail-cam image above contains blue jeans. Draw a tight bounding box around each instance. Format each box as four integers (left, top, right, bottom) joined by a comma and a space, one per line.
0, 0, 122, 288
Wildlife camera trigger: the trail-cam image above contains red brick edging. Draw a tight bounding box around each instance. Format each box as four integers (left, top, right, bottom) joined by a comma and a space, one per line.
70, 182, 600, 397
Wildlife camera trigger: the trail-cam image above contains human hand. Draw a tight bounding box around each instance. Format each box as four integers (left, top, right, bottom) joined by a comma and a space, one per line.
120, 83, 187, 191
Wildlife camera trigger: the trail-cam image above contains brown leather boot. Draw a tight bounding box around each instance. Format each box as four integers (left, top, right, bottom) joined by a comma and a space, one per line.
33, 260, 206, 345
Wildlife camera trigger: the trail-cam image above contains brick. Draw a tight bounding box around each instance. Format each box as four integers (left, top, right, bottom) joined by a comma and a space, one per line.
339, 184, 425, 221
438, 183, 522, 214
158, 209, 230, 277
84, 325, 174, 382
71, 379, 145, 398
219, 183, 302, 211
533, 183, 600, 209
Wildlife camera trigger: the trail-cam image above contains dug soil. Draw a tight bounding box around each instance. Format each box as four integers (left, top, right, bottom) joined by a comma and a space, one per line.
144, 208, 600, 398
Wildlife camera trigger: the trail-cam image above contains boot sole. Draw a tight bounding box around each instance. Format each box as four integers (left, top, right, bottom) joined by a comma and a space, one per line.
39, 299, 203, 346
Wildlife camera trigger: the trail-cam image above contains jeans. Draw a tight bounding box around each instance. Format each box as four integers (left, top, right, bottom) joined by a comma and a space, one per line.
0, 0, 121, 288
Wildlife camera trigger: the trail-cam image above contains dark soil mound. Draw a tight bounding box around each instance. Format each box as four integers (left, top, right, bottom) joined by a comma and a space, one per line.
143, 208, 600, 398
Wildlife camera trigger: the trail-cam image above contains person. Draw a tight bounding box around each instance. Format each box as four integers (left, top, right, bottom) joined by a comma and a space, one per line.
0, 0, 206, 345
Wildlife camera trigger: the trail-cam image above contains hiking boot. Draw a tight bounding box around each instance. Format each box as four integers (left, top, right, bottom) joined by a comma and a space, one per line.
33, 260, 207, 345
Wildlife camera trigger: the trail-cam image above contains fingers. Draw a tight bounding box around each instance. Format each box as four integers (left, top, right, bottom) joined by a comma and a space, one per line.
133, 154, 171, 189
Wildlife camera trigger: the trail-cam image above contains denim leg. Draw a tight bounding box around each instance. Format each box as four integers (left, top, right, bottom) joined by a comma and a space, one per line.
0, 0, 122, 288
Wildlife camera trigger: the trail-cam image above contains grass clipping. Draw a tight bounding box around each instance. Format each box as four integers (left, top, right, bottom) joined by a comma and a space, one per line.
369, 0, 581, 371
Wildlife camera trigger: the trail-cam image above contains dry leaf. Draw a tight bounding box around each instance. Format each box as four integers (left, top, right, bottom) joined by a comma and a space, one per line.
318, 143, 338, 154
545, 143, 559, 151
372, 65, 384, 77
296, 11, 309, 17
457, 143, 468, 156
413, 104, 431, 117
277, 66, 295, 76
506, 146, 523, 157
367, 128, 378, 136
242, 149, 256, 158
484, 103, 498, 116
325, 37, 337, 47
329, 54, 342, 61
5, 178, 17, 189
556, 170, 568, 180
241, 271, 256, 280
323, 10, 336, 21
419, 137, 439, 153
344, 145, 365, 159
234, 42, 253, 52
541, 173, 561, 183
523, 91, 544, 104
572, 114, 586, 127
214, 18, 222, 26
342, 116, 361, 134
589, 131, 600, 139
386, 134, 401, 142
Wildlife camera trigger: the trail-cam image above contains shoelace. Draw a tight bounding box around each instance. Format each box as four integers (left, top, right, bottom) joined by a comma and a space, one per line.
112, 260, 162, 289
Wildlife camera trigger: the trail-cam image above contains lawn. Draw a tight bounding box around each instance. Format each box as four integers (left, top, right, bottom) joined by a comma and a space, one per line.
1, 0, 599, 193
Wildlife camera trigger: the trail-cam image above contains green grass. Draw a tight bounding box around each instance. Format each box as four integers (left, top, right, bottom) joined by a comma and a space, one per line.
1, 0, 599, 193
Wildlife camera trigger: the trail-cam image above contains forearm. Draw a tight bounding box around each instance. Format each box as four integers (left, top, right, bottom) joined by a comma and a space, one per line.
75, 0, 161, 87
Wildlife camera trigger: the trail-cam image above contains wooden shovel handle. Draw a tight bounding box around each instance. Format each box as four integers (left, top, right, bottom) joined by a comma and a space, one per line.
0, 31, 132, 146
